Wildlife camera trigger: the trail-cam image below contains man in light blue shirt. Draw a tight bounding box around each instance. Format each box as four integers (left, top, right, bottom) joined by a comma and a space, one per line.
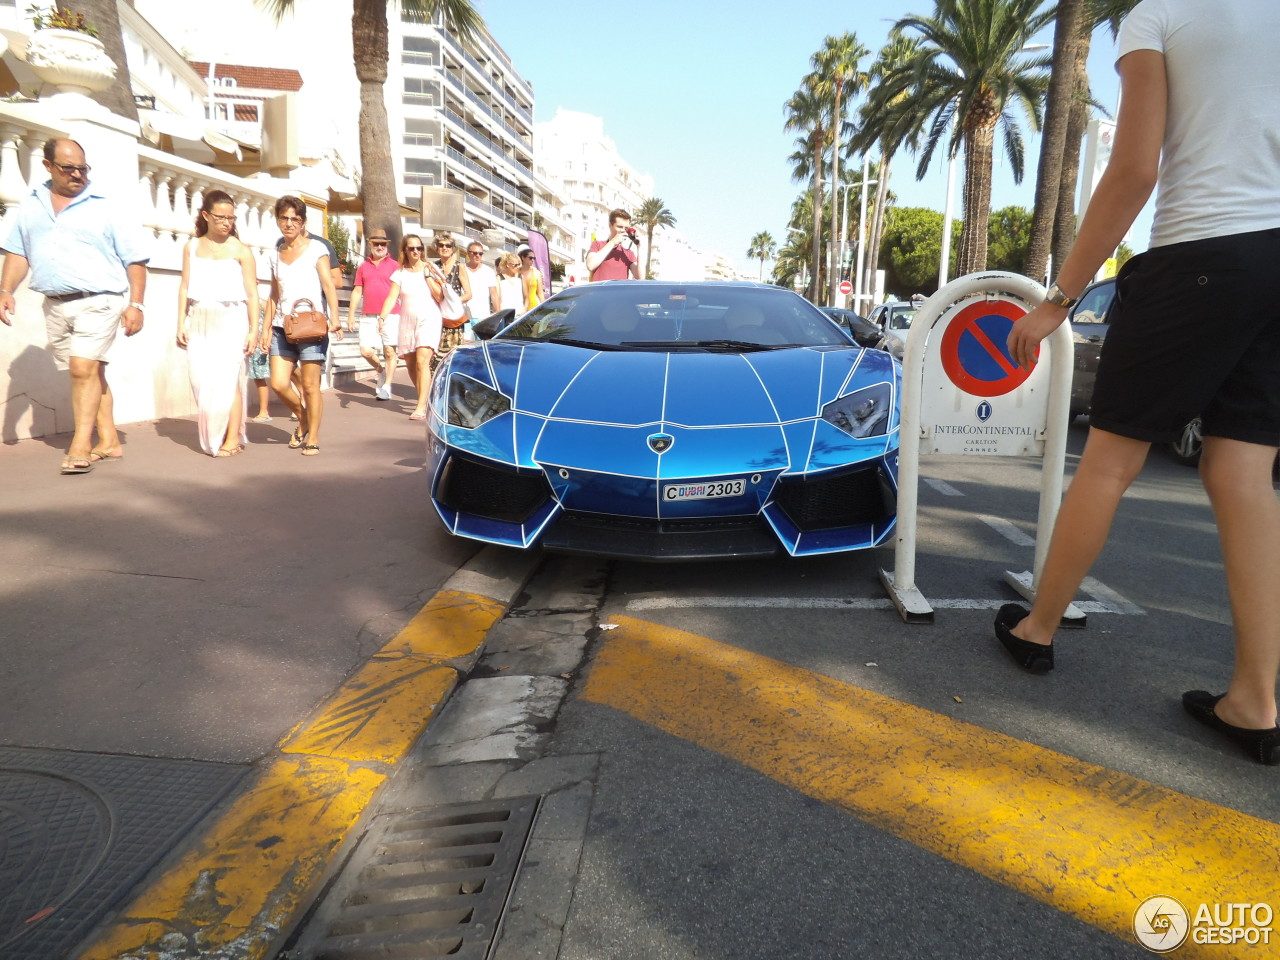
0, 138, 148, 474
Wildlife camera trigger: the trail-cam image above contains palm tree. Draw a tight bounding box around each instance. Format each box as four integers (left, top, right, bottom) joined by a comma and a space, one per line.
783, 80, 829, 302
259, 0, 483, 249
633, 197, 675, 279
747, 231, 776, 281
1051, 0, 1140, 272
810, 32, 870, 304
1024, 0, 1084, 283
891, 0, 1054, 275
67, 0, 138, 121
854, 33, 922, 306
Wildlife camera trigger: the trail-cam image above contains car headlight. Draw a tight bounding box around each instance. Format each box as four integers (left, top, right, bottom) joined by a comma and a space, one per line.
448, 374, 511, 429
822, 383, 892, 438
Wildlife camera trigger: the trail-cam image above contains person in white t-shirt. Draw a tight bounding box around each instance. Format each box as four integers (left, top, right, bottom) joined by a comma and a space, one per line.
995, 0, 1280, 764
462, 239, 499, 322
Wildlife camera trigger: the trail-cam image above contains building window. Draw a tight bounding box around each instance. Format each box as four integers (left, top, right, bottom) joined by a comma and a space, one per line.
404, 118, 434, 147
403, 77, 435, 106
403, 35, 437, 66
405, 159, 437, 186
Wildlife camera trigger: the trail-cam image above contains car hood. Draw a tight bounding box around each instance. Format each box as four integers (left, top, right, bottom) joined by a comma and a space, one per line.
436, 340, 899, 477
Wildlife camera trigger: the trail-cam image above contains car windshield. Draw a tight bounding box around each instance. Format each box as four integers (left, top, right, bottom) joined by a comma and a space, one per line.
500, 284, 850, 350
886, 305, 916, 331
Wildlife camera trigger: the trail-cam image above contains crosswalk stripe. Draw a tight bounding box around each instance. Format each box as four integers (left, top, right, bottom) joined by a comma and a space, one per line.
583, 617, 1278, 958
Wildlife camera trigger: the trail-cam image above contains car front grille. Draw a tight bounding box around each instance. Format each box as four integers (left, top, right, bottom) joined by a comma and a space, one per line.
774, 465, 895, 531
437, 456, 552, 524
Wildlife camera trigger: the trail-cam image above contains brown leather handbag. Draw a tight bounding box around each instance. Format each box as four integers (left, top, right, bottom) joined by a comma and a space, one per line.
283, 298, 328, 343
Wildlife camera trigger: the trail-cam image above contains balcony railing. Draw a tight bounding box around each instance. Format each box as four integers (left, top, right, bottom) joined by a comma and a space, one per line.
444, 181, 529, 232
445, 145, 528, 205
442, 107, 533, 179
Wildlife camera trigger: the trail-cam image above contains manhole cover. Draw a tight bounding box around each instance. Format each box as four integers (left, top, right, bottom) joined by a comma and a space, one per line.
0, 747, 247, 960
285, 795, 540, 960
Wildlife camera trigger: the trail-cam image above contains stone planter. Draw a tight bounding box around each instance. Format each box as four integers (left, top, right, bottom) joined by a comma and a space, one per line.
26, 28, 116, 97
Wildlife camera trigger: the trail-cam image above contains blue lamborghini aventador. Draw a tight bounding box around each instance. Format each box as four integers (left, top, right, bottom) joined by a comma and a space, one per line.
425, 281, 901, 560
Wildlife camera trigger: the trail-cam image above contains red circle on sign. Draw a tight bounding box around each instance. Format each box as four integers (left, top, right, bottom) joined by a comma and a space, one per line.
938, 298, 1032, 397
838, 280, 853, 296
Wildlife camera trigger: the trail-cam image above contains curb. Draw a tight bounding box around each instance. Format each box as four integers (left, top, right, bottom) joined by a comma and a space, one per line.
74, 546, 538, 960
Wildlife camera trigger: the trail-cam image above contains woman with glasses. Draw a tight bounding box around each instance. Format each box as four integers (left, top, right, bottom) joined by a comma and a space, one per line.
259, 195, 341, 456
176, 190, 259, 457
517, 245, 544, 312
430, 231, 472, 374
496, 253, 525, 313
381, 235, 444, 420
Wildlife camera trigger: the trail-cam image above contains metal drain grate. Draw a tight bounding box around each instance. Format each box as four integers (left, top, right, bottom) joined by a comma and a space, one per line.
294, 795, 540, 960
0, 747, 247, 960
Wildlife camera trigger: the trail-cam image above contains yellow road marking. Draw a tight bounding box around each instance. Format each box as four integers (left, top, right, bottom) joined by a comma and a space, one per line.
583, 617, 1280, 958
77, 589, 509, 960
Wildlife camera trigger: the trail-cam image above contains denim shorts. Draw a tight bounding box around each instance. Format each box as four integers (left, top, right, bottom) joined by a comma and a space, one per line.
269, 325, 328, 363
1090, 227, 1280, 446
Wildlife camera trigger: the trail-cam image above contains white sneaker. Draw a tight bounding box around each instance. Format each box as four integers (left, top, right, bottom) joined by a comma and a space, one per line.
375, 367, 387, 391
376, 383, 391, 401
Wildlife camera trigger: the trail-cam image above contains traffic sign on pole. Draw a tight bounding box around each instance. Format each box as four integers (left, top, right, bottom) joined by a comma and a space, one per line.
838, 280, 853, 297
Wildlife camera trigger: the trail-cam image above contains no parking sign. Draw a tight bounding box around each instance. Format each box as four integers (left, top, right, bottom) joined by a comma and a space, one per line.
921, 291, 1051, 457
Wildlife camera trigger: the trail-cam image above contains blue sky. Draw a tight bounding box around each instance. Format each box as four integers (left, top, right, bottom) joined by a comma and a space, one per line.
480, 1, 1148, 279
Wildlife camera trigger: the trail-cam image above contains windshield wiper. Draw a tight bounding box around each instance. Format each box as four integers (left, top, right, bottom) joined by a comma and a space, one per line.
541, 337, 625, 351
619, 339, 778, 352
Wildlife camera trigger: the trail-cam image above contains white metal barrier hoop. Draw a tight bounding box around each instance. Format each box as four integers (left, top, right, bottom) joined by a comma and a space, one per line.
879, 271, 1080, 624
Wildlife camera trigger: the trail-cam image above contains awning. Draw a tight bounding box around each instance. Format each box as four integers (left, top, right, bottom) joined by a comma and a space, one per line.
141, 111, 243, 163
327, 188, 419, 217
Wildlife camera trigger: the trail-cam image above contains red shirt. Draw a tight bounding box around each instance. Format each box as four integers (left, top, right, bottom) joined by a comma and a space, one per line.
354, 256, 400, 315
588, 239, 638, 281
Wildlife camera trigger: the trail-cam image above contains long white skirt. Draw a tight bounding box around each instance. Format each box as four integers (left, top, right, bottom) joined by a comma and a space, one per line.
186, 302, 248, 455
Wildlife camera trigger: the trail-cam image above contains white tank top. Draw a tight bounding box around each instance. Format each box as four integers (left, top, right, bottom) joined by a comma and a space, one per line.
187, 242, 248, 303
270, 238, 326, 325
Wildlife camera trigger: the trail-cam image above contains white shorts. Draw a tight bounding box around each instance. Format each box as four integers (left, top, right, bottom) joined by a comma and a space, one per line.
358, 314, 398, 350
44, 293, 126, 369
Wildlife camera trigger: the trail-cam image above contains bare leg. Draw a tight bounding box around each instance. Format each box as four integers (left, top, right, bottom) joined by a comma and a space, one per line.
219, 386, 244, 454
253, 379, 270, 419
411, 347, 434, 416
384, 345, 398, 390
298, 360, 324, 450
405, 351, 420, 395
1199, 436, 1280, 729
359, 346, 383, 377
1011, 427, 1151, 645
269, 356, 304, 424
66, 357, 106, 459
92, 365, 122, 456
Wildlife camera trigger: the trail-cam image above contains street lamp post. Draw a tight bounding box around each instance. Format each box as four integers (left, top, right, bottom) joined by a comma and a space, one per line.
853, 156, 877, 315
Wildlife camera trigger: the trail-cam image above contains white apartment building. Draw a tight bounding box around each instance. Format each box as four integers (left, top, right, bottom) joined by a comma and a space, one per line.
535, 109, 652, 277
388, 11, 535, 255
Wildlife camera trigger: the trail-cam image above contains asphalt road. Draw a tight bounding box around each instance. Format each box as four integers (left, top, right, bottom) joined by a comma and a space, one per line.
288, 416, 1280, 960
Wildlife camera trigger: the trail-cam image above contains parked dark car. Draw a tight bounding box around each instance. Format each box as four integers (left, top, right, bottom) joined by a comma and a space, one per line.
821, 306, 883, 348
1067, 277, 1202, 465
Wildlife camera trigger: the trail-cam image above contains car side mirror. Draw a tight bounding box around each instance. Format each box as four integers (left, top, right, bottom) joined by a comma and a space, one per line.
472, 309, 516, 340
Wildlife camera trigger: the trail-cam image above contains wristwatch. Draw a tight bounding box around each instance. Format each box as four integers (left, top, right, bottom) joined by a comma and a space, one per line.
1043, 283, 1077, 309
129, 301, 145, 311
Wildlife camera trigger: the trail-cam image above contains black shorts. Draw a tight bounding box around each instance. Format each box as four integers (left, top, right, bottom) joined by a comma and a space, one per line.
1089, 227, 1280, 447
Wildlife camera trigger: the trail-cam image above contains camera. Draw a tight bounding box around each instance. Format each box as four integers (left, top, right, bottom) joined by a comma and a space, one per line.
625, 227, 639, 244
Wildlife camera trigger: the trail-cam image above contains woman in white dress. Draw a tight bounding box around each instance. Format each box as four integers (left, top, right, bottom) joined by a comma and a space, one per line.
380, 234, 444, 421
176, 190, 259, 457
259, 196, 341, 456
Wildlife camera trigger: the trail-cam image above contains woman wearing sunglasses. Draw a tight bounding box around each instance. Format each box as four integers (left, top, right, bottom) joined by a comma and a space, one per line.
380, 235, 444, 420
261, 195, 340, 457
176, 189, 259, 457
517, 245, 544, 312
430, 231, 472, 374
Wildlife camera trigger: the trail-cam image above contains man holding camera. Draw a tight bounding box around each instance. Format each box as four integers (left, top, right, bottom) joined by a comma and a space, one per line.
585, 208, 641, 282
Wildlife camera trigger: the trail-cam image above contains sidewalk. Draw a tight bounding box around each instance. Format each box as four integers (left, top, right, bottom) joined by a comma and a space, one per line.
0, 375, 538, 959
